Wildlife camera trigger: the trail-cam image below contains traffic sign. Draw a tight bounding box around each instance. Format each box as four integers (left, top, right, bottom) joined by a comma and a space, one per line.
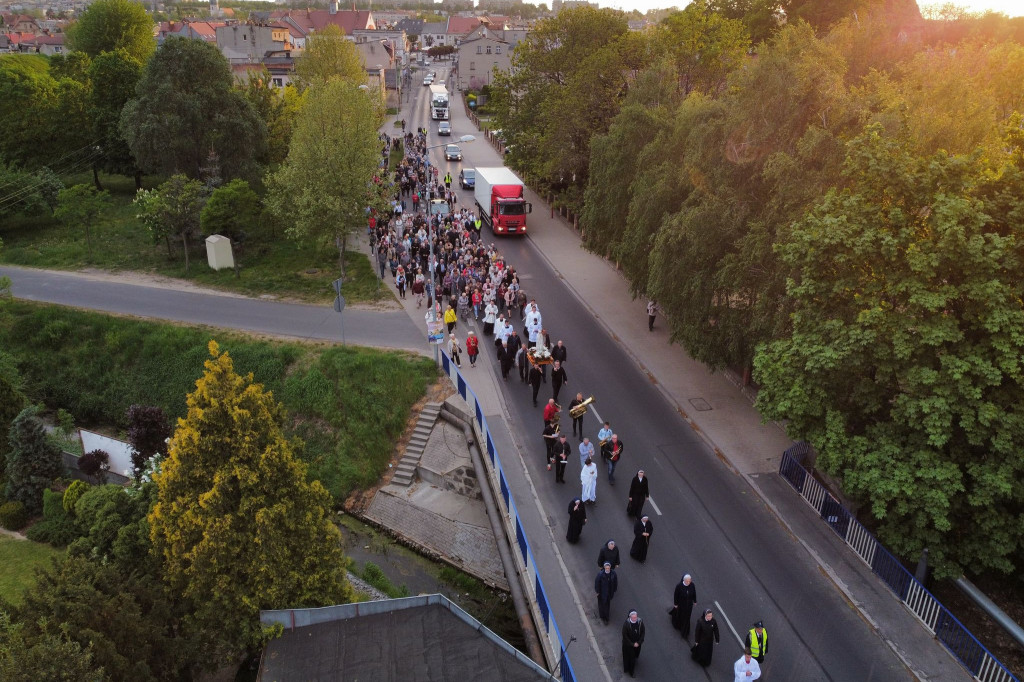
332, 278, 343, 296
333, 295, 346, 313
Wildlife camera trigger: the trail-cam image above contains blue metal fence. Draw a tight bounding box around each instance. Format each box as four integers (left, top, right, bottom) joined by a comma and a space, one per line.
438, 351, 578, 681
779, 451, 1018, 682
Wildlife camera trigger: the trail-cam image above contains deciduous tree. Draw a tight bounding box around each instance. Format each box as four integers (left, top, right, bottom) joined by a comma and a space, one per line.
293, 24, 364, 89
87, 49, 144, 189
54, 184, 111, 256
133, 175, 205, 272
200, 179, 260, 243
65, 0, 155, 63
754, 125, 1024, 576
120, 37, 266, 181
148, 342, 351, 666
266, 79, 382, 272
124, 405, 171, 480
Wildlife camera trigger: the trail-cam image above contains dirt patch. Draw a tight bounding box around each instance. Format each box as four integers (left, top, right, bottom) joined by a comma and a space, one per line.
930, 576, 1024, 678
343, 378, 456, 514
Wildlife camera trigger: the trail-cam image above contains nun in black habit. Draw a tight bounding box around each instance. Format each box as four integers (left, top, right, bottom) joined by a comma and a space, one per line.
566, 497, 587, 543
629, 515, 653, 563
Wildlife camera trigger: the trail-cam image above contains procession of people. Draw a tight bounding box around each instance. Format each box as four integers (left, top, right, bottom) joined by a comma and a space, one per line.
372, 124, 771, 679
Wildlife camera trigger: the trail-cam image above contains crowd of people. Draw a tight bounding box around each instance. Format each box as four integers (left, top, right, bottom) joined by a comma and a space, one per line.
372, 126, 766, 681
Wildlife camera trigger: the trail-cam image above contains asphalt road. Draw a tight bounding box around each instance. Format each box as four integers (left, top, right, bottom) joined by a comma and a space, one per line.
420, 67, 910, 680
0, 266, 426, 355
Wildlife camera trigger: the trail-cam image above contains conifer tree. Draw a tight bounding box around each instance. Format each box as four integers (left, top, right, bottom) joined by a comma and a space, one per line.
148, 341, 351, 666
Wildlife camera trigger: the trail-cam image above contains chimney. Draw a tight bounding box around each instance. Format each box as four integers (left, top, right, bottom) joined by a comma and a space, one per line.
329, 1, 337, 15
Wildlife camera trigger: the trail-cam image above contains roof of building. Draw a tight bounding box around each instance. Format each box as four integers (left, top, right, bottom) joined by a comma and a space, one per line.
421, 21, 446, 35
446, 15, 482, 35
270, 9, 375, 36
258, 596, 549, 682
395, 18, 423, 35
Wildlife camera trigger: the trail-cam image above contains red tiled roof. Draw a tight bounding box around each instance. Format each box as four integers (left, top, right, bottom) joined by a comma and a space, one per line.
273, 9, 374, 36
446, 16, 481, 35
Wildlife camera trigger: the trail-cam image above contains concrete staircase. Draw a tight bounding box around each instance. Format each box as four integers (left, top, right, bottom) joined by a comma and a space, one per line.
391, 402, 441, 487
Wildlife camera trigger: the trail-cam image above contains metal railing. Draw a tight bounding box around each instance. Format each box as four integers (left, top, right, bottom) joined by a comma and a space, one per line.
439, 350, 577, 682
779, 452, 1018, 682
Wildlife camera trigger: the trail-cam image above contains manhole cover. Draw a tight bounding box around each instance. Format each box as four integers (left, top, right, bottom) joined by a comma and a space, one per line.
689, 398, 712, 412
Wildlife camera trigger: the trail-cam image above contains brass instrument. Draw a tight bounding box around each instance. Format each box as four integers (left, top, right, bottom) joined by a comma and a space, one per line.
569, 396, 595, 420
549, 402, 562, 430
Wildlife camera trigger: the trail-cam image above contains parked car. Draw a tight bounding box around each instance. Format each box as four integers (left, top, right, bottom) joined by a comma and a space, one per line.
459, 168, 476, 189
444, 144, 462, 161
438, 121, 452, 136
423, 76, 433, 86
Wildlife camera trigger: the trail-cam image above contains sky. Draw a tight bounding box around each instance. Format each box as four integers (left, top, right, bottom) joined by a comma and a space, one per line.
593, 0, 1024, 17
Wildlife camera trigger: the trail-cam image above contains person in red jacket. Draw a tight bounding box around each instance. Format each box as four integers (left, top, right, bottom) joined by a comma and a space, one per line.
465, 331, 479, 367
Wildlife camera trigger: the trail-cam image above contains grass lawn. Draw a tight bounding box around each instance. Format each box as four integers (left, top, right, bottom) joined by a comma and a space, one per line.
0, 536, 64, 605
0, 301, 437, 501
0, 172, 394, 305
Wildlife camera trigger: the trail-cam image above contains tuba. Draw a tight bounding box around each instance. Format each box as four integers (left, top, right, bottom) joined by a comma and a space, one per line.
569, 396, 595, 420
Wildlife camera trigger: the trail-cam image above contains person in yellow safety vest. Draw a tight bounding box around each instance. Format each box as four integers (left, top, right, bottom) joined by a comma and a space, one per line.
444, 172, 452, 188
745, 621, 767, 664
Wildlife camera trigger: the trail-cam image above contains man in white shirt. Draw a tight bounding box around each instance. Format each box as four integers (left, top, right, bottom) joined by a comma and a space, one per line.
734, 649, 761, 682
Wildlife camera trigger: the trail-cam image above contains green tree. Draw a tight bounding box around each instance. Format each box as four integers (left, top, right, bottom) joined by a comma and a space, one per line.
294, 24, 365, 89
754, 125, 1024, 577
12, 556, 185, 681
65, 0, 155, 63
120, 37, 266, 181
0, 163, 62, 217
266, 79, 383, 273
148, 342, 352, 666
200, 178, 260, 243
87, 49, 144, 189
658, 1, 749, 95
582, 59, 682, 257
70, 483, 158, 576
54, 184, 111, 256
133, 175, 205, 272
237, 73, 305, 166
490, 6, 633, 205
0, 611, 107, 682
5, 406, 64, 516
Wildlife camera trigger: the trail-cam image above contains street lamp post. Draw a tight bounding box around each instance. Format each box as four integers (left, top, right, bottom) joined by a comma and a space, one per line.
420, 135, 475, 363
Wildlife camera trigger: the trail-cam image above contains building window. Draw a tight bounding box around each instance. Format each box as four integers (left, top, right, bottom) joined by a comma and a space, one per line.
470, 61, 475, 70
476, 45, 482, 54
495, 46, 502, 54
486, 46, 492, 54
272, 77, 283, 87
243, 34, 247, 40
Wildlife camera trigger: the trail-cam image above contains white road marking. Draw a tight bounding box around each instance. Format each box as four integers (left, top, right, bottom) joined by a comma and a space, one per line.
647, 496, 663, 516
589, 404, 603, 424
714, 600, 744, 646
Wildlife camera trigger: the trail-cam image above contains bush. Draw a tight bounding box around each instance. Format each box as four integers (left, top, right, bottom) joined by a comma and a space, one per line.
77, 449, 109, 483
63, 480, 89, 514
25, 489, 79, 547
0, 501, 27, 531
361, 561, 409, 598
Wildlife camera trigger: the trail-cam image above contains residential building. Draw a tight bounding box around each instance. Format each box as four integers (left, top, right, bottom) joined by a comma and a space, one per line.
455, 28, 511, 92
216, 22, 292, 61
